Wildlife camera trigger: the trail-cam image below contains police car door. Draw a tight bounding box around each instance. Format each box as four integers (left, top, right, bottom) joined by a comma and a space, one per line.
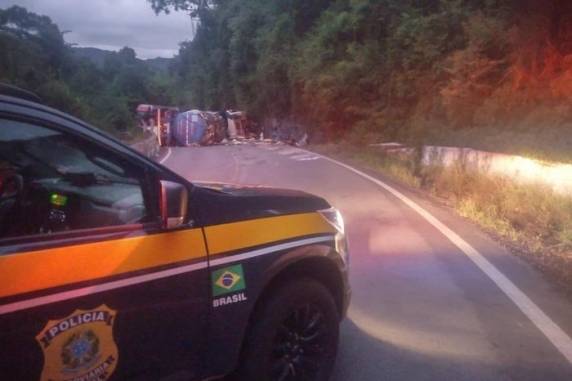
0, 116, 209, 380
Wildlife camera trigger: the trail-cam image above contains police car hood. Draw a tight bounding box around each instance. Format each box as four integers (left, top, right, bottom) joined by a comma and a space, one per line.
191, 181, 331, 225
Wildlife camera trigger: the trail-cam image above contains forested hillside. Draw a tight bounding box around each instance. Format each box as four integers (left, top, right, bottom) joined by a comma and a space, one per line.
0, 6, 175, 138
3, 1, 572, 156
154, 0, 572, 157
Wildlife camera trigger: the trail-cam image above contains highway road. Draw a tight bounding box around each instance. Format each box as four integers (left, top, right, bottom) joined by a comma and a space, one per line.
160, 142, 572, 381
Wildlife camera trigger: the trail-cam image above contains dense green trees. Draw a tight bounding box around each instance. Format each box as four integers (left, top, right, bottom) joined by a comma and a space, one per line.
0, 6, 175, 137
4, 2, 572, 145
152, 0, 572, 144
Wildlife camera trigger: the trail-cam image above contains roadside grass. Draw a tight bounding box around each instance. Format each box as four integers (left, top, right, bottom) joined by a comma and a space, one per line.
309, 143, 572, 291
312, 143, 421, 188
421, 165, 572, 251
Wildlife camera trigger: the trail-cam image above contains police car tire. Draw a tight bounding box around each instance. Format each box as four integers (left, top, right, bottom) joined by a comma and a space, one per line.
236, 278, 339, 381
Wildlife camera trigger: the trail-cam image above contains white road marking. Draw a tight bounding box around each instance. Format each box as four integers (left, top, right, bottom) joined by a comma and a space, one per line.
277, 147, 303, 156
262, 145, 282, 151
159, 147, 172, 164
312, 151, 572, 364
269, 146, 321, 161
290, 153, 320, 161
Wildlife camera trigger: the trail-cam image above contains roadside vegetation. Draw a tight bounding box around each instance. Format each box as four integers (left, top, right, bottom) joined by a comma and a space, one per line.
0, 6, 175, 138
312, 143, 572, 291
152, 0, 572, 162
4, 2, 572, 161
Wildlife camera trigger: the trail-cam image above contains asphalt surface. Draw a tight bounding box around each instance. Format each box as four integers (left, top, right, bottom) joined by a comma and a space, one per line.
161, 142, 572, 381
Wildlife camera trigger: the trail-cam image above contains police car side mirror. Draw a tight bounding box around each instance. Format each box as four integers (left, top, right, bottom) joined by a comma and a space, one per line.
160, 180, 189, 229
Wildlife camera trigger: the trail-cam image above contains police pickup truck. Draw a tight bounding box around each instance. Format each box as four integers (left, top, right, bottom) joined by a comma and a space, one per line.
0, 85, 350, 381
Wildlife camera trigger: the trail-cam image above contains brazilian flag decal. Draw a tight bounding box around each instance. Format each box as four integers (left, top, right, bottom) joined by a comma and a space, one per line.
212, 264, 246, 296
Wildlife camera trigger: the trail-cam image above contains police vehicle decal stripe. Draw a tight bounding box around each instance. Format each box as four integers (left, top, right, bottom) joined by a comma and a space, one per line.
0, 236, 335, 315
209, 236, 334, 267
0, 261, 208, 315
0, 228, 208, 300
0, 213, 332, 301
205, 212, 336, 255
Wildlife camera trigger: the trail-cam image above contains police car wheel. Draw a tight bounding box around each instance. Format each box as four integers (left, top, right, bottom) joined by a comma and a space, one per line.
237, 278, 339, 381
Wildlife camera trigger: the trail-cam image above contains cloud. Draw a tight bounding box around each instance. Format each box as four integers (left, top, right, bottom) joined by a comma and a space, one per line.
0, 0, 194, 58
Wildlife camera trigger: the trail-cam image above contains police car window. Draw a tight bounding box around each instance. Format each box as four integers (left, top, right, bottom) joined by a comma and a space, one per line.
0, 119, 151, 240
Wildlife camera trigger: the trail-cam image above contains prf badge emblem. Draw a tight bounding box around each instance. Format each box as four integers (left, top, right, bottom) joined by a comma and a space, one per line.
36, 305, 119, 381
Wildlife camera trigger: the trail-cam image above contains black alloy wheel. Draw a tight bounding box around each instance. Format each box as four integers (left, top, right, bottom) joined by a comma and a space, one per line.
272, 303, 329, 380
236, 278, 339, 381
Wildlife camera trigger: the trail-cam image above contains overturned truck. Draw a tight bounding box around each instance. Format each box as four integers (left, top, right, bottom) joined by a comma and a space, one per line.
136, 104, 179, 147
173, 110, 253, 146
137, 104, 252, 146
172, 110, 228, 146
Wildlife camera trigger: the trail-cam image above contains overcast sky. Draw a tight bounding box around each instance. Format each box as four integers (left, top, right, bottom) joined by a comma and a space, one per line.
0, 0, 194, 59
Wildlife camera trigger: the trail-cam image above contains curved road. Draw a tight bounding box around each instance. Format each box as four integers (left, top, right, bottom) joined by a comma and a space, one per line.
161, 143, 572, 381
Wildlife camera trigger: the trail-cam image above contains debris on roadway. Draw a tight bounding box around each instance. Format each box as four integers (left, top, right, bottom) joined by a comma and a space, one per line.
136, 103, 309, 147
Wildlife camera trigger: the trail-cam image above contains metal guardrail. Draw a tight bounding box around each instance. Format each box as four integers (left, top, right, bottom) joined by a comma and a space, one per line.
421, 145, 572, 195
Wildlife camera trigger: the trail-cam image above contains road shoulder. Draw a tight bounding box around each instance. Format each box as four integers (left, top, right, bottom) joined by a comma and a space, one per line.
305, 143, 572, 364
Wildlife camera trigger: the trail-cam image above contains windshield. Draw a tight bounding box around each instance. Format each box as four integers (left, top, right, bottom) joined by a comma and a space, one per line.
0, 120, 133, 183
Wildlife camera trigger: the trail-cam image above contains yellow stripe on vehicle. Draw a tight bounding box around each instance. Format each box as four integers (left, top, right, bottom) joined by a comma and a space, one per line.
205, 212, 335, 256
0, 229, 207, 299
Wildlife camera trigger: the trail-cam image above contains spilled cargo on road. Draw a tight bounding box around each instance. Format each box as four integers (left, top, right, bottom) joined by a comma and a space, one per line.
136, 105, 254, 147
